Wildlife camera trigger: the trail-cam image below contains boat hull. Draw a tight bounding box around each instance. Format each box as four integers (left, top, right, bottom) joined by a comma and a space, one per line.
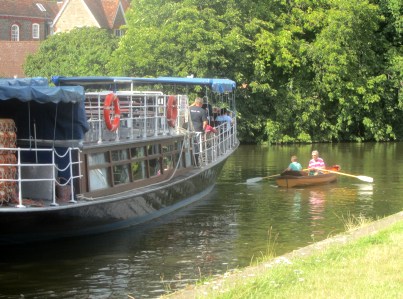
0, 152, 234, 245
276, 173, 337, 188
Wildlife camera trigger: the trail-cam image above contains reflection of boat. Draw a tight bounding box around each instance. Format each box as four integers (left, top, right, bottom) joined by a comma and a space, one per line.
276, 171, 338, 188
0, 76, 238, 244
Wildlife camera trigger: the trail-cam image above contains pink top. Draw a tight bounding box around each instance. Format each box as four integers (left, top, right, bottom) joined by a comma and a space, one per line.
308, 157, 325, 169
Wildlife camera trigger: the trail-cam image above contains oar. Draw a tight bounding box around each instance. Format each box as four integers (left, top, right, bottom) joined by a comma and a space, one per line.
324, 169, 374, 183
246, 174, 280, 184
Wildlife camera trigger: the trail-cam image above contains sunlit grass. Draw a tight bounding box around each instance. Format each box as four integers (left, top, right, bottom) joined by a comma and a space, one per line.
337, 211, 373, 231
250, 227, 278, 266
164, 220, 403, 299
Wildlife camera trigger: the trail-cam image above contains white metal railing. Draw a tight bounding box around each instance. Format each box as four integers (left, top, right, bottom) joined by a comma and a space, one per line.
84, 92, 187, 143
0, 147, 81, 208
193, 120, 238, 167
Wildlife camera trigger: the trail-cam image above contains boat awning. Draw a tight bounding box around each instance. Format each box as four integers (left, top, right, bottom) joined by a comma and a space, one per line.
0, 77, 85, 103
0, 77, 49, 87
52, 76, 236, 93
0, 78, 88, 140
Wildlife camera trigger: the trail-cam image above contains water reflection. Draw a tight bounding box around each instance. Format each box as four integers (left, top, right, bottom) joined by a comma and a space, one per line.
308, 189, 326, 236
0, 143, 401, 299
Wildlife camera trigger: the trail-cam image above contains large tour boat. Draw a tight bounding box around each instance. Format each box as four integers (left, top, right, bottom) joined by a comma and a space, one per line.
0, 76, 239, 244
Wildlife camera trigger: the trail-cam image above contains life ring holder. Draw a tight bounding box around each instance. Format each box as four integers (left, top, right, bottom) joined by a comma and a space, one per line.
103, 93, 121, 132
166, 95, 178, 128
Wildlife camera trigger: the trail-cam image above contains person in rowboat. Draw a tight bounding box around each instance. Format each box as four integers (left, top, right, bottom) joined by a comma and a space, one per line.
308, 150, 326, 175
286, 155, 302, 171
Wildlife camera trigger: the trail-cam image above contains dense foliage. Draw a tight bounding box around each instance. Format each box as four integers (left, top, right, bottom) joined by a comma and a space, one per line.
24, 27, 118, 78
24, 0, 402, 143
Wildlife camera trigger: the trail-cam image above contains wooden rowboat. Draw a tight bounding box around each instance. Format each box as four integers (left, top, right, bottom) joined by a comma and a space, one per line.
276, 170, 338, 188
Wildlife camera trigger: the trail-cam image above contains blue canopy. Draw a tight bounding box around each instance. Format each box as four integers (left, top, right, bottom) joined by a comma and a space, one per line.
0, 78, 85, 104
52, 76, 236, 93
0, 77, 48, 87
0, 78, 88, 140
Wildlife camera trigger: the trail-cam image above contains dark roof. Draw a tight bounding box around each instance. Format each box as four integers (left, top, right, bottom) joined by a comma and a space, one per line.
84, 0, 130, 29
0, 0, 59, 19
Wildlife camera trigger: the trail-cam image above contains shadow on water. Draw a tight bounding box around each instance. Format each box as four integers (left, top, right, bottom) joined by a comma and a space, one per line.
0, 143, 402, 298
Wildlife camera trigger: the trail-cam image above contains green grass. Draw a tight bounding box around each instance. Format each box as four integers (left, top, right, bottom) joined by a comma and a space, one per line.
165, 220, 403, 299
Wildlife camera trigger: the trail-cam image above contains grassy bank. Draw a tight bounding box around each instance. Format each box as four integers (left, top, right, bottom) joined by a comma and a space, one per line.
164, 213, 403, 299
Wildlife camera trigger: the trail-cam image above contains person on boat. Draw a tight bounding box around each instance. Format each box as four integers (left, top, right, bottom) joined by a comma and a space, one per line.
286, 155, 302, 171
189, 97, 208, 132
215, 108, 233, 131
308, 150, 326, 175
189, 97, 208, 165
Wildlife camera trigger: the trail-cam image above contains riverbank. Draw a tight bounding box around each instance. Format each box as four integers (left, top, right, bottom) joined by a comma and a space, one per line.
163, 211, 403, 298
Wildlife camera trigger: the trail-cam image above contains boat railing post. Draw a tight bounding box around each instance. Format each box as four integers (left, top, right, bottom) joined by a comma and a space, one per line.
129, 94, 134, 139
50, 148, 58, 206
97, 94, 102, 144
68, 148, 76, 203
205, 133, 210, 164
160, 95, 167, 136
142, 95, 147, 138
16, 148, 25, 208
154, 95, 159, 137
214, 133, 218, 160
129, 83, 134, 140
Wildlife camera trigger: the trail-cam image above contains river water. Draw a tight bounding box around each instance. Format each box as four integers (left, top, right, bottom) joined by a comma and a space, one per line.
0, 143, 402, 298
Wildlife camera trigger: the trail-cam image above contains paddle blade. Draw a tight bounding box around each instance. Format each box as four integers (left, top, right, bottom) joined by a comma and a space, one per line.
246, 177, 263, 184
357, 176, 374, 183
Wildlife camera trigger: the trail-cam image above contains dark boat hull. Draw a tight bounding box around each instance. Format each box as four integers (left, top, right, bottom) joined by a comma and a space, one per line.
276, 173, 337, 188
0, 154, 232, 245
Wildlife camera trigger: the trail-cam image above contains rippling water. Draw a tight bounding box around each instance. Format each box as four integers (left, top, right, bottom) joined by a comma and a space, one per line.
0, 143, 402, 298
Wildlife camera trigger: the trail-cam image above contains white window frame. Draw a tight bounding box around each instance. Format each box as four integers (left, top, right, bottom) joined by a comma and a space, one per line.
114, 29, 124, 37
11, 24, 19, 41
32, 23, 40, 39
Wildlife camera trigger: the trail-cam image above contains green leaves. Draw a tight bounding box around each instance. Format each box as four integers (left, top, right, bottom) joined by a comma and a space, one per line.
22, 0, 402, 143
24, 27, 118, 78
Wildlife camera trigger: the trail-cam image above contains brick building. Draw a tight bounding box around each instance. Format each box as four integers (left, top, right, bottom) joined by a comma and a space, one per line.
0, 0, 130, 78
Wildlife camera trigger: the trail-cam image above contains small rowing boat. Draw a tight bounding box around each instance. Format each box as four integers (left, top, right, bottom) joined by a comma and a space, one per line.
276, 167, 340, 188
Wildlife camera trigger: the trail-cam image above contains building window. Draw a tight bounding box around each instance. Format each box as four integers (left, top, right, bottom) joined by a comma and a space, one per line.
32, 23, 40, 39
114, 29, 124, 37
11, 24, 19, 41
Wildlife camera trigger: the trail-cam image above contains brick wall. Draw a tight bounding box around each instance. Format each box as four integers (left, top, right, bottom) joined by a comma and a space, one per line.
0, 18, 47, 41
0, 41, 40, 78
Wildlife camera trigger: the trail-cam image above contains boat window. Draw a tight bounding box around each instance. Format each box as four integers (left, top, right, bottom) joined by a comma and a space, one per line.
131, 161, 146, 181
85, 138, 187, 192
130, 147, 144, 158
148, 158, 161, 177
89, 168, 111, 190
175, 140, 180, 150
162, 143, 174, 153
163, 155, 174, 172
111, 149, 129, 161
147, 144, 160, 155
175, 152, 183, 168
88, 152, 109, 165
113, 164, 130, 185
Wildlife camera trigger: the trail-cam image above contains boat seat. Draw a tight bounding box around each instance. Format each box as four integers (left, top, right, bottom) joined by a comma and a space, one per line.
281, 170, 305, 176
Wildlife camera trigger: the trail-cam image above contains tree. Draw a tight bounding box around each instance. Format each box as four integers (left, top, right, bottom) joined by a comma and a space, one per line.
24, 27, 118, 78
108, 0, 251, 78
246, 0, 402, 143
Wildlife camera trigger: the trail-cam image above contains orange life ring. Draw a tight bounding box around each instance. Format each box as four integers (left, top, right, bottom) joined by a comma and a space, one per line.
166, 95, 178, 128
103, 93, 121, 132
